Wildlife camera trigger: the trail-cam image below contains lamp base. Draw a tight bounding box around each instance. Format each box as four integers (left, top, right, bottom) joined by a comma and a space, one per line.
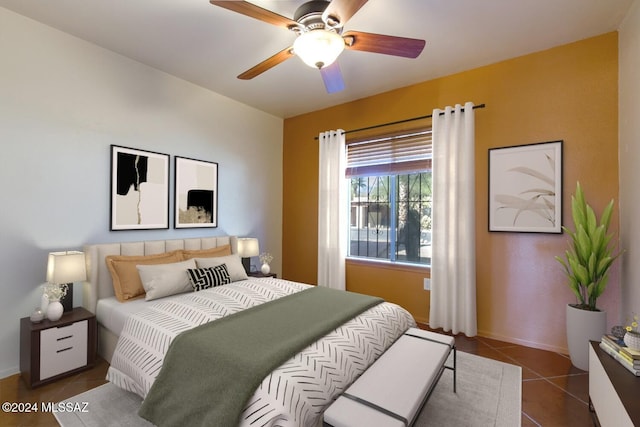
61, 283, 73, 312
241, 257, 251, 274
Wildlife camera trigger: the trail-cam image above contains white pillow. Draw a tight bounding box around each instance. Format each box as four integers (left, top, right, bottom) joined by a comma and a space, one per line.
137, 259, 197, 301
194, 254, 248, 282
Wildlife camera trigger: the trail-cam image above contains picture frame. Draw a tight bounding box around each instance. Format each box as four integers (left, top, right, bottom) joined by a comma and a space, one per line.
174, 156, 218, 228
110, 145, 170, 230
488, 140, 563, 233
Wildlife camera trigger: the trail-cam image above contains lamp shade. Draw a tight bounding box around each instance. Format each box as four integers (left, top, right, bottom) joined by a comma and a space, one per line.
293, 29, 345, 69
237, 238, 259, 258
46, 251, 87, 284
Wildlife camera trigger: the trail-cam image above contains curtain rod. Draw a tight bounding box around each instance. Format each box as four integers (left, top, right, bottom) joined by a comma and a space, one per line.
313, 103, 485, 140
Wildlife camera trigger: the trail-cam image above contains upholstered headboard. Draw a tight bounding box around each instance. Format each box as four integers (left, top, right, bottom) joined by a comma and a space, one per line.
81, 236, 238, 314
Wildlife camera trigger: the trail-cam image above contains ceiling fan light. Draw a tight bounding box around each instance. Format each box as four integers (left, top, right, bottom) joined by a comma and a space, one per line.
293, 30, 344, 69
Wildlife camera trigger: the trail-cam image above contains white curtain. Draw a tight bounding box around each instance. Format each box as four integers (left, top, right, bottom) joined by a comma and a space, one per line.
317, 130, 347, 290
429, 102, 477, 336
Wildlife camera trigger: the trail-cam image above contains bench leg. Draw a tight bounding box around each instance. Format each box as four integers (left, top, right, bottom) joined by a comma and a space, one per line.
453, 346, 457, 393
444, 345, 457, 393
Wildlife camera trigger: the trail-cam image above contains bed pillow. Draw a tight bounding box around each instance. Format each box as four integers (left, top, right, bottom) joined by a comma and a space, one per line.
194, 254, 248, 282
106, 251, 182, 302
180, 245, 231, 260
187, 265, 231, 291
137, 259, 197, 301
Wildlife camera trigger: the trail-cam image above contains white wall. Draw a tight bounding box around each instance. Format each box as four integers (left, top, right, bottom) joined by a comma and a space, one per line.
0, 8, 283, 377
619, 0, 640, 324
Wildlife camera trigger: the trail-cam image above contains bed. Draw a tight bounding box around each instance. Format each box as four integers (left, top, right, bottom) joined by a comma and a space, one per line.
81, 236, 415, 427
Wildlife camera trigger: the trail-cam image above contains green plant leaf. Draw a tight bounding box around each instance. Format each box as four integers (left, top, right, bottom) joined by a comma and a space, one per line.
572, 183, 587, 226
593, 273, 609, 300
570, 258, 589, 287
590, 226, 605, 259
586, 281, 596, 298
587, 252, 596, 279
586, 205, 597, 235
556, 181, 621, 311
555, 255, 569, 273
601, 199, 614, 229
575, 226, 592, 263
596, 256, 613, 277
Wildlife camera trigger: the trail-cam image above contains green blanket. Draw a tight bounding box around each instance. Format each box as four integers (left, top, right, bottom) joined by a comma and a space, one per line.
138, 286, 383, 427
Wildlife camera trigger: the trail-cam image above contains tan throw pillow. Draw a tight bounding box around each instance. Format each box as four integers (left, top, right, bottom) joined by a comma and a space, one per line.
106, 251, 182, 302
180, 244, 231, 260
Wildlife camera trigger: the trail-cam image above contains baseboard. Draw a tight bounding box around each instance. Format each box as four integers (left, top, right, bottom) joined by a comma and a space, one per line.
477, 329, 569, 355
413, 316, 429, 325
0, 365, 20, 381
413, 320, 569, 355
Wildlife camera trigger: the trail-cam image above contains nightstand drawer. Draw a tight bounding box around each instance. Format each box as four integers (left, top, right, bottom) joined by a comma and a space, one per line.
40, 320, 88, 380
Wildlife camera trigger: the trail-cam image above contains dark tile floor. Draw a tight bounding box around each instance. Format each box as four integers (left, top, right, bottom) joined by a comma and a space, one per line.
0, 333, 593, 426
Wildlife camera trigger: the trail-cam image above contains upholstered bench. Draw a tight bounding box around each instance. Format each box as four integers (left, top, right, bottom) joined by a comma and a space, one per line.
323, 328, 456, 427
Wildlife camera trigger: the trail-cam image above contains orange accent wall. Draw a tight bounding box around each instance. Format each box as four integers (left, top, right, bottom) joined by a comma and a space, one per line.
282, 32, 620, 353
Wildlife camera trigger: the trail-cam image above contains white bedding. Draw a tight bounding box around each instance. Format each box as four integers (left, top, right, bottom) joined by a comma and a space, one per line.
106, 277, 415, 426
96, 296, 149, 336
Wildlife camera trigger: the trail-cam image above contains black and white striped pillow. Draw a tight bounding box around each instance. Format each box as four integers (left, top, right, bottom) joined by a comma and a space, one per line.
187, 264, 231, 291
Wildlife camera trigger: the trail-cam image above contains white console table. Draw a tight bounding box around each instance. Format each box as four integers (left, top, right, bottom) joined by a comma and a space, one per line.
589, 341, 639, 426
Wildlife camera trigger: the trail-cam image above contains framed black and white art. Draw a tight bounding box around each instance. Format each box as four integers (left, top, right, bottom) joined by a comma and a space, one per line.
110, 145, 170, 230
174, 156, 218, 229
488, 140, 563, 233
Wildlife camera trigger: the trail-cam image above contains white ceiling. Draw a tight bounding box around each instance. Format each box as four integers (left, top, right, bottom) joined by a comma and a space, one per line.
0, 0, 634, 118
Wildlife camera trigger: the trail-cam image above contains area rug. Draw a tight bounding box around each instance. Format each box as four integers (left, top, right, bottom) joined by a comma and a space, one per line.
55, 351, 521, 427
415, 352, 521, 426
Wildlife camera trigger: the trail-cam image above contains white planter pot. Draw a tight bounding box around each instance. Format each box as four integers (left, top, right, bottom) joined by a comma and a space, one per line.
566, 304, 607, 371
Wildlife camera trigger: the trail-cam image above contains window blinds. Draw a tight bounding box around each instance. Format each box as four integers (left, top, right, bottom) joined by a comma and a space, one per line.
346, 128, 432, 177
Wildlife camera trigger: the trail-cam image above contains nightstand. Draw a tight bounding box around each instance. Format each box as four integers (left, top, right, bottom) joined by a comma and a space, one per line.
20, 307, 97, 388
248, 271, 277, 278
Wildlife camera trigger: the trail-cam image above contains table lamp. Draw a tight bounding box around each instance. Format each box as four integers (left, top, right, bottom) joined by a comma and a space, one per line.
46, 251, 87, 312
237, 238, 259, 274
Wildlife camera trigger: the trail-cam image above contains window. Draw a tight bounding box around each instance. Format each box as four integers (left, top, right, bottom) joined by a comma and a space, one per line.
347, 127, 432, 266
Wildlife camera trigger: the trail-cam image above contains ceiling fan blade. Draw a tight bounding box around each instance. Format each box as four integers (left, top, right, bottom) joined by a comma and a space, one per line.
322, 0, 368, 28
238, 47, 294, 80
210, 1, 298, 29
320, 62, 345, 93
343, 31, 425, 58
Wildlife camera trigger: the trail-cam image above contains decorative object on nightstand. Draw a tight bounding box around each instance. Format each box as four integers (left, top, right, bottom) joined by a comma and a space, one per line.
20, 307, 97, 388
612, 325, 627, 339
46, 250, 87, 313
29, 308, 44, 323
259, 252, 273, 275
45, 298, 63, 321
624, 313, 640, 351
42, 283, 66, 321
237, 237, 259, 274
598, 334, 640, 376
624, 332, 640, 351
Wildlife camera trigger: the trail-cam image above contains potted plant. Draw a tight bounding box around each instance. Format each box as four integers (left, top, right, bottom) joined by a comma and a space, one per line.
555, 182, 620, 370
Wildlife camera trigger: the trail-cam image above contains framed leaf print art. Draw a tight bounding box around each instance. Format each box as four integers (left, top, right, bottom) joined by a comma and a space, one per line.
110, 145, 170, 230
174, 156, 218, 228
488, 140, 563, 233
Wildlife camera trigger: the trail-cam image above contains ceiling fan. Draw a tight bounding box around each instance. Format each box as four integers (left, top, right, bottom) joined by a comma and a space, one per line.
210, 0, 426, 93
